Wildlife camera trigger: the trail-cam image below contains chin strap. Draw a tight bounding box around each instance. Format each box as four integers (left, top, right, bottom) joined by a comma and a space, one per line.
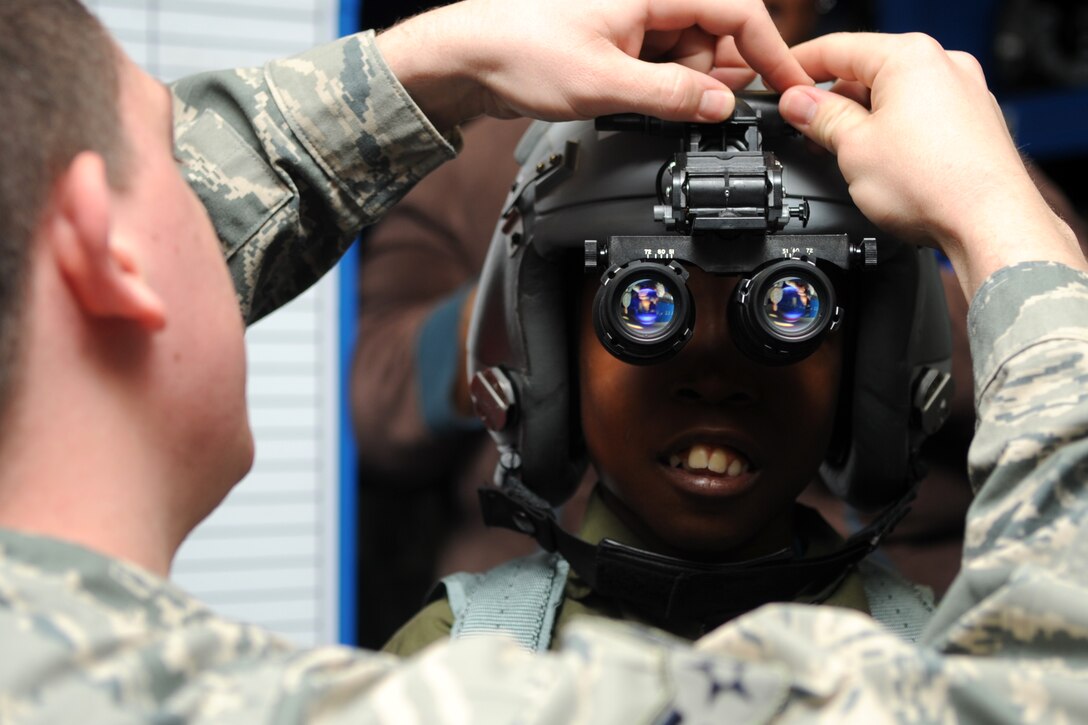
479, 477, 914, 630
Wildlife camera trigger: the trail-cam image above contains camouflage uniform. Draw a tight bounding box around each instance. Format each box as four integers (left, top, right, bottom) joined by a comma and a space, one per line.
171, 31, 459, 324
2, 31, 1088, 723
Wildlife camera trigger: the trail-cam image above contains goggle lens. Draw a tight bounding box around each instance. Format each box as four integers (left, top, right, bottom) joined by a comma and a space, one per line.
619, 278, 677, 339
762, 276, 821, 335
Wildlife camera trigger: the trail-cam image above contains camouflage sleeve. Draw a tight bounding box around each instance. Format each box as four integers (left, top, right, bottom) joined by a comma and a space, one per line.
930, 260, 1088, 649
170, 31, 459, 323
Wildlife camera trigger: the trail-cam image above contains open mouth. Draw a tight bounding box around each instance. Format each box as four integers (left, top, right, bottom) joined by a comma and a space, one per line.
665, 444, 753, 478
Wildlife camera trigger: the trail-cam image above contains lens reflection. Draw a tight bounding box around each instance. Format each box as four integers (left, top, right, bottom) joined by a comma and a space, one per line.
763, 276, 820, 333
619, 278, 676, 338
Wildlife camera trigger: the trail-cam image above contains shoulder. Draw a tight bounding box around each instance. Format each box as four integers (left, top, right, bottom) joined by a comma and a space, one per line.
386, 552, 570, 657
383, 597, 456, 658
857, 559, 936, 643
0, 530, 304, 719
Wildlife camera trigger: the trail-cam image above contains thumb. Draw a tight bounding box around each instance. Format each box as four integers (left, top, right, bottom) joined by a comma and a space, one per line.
779, 85, 869, 155
598, 54, 736, 122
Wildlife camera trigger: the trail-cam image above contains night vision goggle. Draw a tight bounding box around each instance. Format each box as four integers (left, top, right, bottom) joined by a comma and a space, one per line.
587, 113, 876, 366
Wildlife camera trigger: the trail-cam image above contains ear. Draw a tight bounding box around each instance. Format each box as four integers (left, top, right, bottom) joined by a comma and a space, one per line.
47, 152, 166, 331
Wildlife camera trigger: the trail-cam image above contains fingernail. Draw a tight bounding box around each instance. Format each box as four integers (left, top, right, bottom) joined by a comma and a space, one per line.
698, 90, 731, 120
781, 88, 818, 127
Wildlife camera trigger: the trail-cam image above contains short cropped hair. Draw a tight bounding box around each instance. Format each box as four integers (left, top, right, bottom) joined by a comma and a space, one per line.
0, 0, 127, 416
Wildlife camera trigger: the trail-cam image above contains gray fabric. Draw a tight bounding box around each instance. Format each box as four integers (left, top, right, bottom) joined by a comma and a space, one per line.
444, 551, 569, 652
446, 553, 935, 652
858, 559, 936, 644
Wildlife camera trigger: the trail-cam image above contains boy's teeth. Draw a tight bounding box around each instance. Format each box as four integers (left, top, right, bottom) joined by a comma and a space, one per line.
687, 445, 709, 470
707, 449, 728, 474
670, 445, 751, 477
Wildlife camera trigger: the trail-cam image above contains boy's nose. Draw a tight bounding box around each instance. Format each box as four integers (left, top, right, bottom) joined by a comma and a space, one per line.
666, 300, 762, 406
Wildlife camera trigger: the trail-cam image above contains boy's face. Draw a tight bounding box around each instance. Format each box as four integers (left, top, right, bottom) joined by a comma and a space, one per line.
578, 264, 842, 558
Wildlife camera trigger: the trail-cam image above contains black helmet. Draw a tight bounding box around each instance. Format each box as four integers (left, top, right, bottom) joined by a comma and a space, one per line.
469, 94, 952, 514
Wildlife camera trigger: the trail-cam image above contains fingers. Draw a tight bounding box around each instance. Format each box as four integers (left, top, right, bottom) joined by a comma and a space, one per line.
708, 36, 758, 90
643, 0, 813, 90
643, 27, 717, 71
790, 32, 947, 87
779, 85, 869, 155
664, 33, 757, 91
947, 50, 986, 83
436, 0, 819, 124
947, 50, 1006, 119
709, 67, 758, 90
646, 28, 754, 95
828, 78, 871, 109
713, 35, 743, 68
596, 52, 737, 121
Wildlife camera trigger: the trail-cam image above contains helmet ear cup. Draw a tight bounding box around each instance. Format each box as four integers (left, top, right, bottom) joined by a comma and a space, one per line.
820, 246, 952, 509
469, 226, 587, 506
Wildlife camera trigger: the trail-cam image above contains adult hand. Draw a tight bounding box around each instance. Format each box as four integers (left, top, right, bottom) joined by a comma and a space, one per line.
376, 0, 812, 130
778, 33, 1086, 299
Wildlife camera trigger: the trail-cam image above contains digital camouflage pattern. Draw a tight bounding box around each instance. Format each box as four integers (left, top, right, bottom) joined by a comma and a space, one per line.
3, 30, 1088, 723
3, 261, 1087, 722
171, 31, 458, 324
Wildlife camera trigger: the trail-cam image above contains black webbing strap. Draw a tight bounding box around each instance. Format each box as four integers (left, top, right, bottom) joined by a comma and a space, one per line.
479, 478, 914, 627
